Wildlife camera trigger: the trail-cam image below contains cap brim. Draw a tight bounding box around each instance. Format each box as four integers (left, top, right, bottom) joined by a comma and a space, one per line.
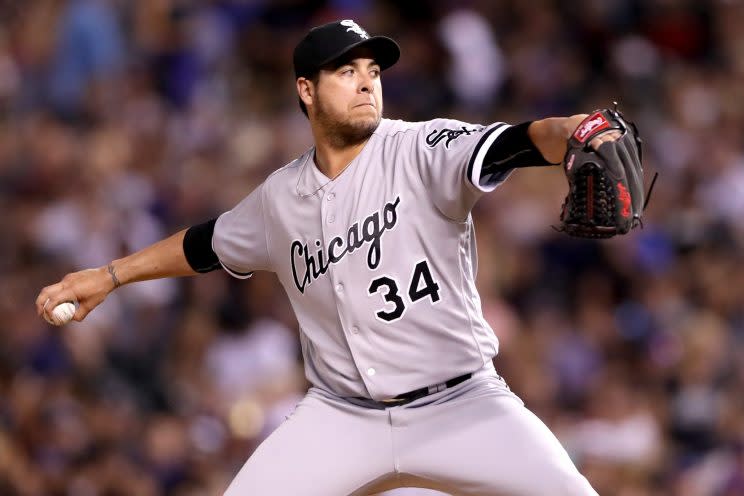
317, 36, 400, 72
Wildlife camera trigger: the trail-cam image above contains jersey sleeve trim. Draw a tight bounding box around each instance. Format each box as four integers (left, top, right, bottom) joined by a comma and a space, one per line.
466, 123, 511, 192
211, 181, 271, 279
219, 262, 254, 279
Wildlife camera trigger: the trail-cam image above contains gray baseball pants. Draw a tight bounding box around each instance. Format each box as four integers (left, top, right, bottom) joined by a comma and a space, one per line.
223, 364, 598, 495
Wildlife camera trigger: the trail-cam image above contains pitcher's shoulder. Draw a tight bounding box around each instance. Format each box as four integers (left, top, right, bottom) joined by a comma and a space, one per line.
373, 118, 425, 138
262, 150, 310, 183
374, 118, 476, 140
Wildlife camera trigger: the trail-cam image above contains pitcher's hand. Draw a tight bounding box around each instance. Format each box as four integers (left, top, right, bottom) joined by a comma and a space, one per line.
36, 266, 115, 323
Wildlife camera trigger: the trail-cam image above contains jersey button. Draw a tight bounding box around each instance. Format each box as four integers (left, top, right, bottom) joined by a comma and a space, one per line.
335, 283, 344, 293
366, 367, 376, 377
327, 193, 335, 201
351, 326, 359, 334
328, 215, 335, 223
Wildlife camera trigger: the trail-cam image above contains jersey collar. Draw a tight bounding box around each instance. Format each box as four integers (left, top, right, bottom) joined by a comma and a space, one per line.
295, 149, 331, 198
294, 120, 391, 198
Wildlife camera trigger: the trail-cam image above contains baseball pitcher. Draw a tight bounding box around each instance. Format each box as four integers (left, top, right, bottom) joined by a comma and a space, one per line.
37, 19, 647, 495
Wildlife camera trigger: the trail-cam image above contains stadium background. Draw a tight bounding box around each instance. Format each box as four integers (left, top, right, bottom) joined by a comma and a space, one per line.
1, 0, 743, 494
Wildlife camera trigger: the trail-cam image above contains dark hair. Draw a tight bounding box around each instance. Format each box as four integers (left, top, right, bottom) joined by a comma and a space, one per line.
298, 72, 320, 118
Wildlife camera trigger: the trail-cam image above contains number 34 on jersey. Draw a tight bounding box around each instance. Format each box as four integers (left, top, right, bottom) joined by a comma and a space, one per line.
368, 260, 441, 323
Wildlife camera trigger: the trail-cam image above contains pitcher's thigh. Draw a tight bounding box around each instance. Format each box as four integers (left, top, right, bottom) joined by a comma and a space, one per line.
398, 395, 597, 496
223, 395, 392, 496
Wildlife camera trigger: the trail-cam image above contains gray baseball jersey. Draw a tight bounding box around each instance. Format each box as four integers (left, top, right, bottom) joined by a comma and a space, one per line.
213, 117, 513, 400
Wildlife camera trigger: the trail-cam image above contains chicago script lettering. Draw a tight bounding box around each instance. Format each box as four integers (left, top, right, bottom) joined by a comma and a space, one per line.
291, 197, 401, 293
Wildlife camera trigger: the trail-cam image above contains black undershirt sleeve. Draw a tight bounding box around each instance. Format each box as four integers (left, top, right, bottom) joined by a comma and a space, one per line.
183, 218, 221, 273
481, 121, 558, 178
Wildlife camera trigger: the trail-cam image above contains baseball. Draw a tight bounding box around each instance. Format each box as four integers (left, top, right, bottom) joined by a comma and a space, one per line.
46, 302, 77, 326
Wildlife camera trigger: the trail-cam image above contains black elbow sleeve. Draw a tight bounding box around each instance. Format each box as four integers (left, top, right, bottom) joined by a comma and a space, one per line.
481, 121, 557, 177
183, 218, 221, 273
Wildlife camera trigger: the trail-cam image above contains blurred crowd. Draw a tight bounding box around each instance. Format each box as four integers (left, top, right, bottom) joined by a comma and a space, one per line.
1, 0, 743, 495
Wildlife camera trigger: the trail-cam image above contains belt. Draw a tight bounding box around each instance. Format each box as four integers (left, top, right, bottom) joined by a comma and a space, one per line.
354, 372, 473, 409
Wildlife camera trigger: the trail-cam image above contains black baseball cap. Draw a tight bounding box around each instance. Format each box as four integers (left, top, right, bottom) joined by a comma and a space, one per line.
293, 19, 400, 79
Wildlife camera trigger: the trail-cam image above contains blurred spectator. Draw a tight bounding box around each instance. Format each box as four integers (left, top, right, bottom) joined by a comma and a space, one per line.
48, 0, 125, 117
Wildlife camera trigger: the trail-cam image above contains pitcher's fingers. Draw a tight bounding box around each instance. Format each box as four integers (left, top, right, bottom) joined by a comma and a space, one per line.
589, 130, 621, 151
41, 289, 77, 322
40, 297, 50, 320
36, 284, 61, 316
73, 302, 90, 322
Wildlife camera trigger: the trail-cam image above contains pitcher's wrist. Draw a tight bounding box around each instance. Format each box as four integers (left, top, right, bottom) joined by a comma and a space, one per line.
105, 263, 122, 290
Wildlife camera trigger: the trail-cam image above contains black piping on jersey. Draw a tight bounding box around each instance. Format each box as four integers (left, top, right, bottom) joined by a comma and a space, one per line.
466, 123, 509, 188
467, 121, 556, 188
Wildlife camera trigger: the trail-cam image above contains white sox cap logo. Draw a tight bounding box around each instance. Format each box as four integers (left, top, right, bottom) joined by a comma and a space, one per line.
341, 19, 370, 39
426, 126, 484, 149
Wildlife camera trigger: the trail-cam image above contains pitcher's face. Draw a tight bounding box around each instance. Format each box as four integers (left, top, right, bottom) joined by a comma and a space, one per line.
308, 52, 384, 146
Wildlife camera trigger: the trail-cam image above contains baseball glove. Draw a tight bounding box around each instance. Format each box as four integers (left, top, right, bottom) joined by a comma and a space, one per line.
558, 105, 653, 238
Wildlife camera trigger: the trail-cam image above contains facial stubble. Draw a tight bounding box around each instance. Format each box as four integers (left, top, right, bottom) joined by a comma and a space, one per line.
313, 93, 381, 149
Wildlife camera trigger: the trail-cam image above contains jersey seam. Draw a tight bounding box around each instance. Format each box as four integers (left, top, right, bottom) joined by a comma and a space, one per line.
265, 154, 305, 180
457, 222, 484, 361
262, 152, 312, 269
260, 182, 274, 270
372, 118, 424, 139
